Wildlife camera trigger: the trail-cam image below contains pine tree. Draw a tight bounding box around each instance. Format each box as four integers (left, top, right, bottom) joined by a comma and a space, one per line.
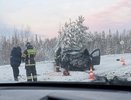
58, 16, 90, 50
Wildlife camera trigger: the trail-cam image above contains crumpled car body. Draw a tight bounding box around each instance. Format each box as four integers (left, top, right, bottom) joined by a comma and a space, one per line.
55, 48, 101, 71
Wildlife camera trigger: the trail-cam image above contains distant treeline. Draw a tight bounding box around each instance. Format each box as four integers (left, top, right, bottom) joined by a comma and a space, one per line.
0, 16, 131, 65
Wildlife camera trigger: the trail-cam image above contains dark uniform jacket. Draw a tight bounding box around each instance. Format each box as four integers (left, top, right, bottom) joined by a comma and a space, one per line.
55, 47, 61, 66
23, 45, 36, 67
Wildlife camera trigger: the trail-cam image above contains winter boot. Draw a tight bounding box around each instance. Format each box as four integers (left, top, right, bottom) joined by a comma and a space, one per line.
33, 78, 37, 82
27, 79, 32, 82
14, 77, 18, 81
56, 68, 61, 72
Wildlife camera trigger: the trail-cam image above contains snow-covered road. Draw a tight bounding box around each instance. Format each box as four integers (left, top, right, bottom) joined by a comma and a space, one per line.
0, 54, 131, 83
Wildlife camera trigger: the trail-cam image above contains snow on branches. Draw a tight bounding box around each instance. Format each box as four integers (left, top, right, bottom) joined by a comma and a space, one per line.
57, 16, 91, 50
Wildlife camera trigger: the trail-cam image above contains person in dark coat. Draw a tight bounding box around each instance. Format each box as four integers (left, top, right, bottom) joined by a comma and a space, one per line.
10, 46, 22, 81
82, 49, 94, 70
55, 47, 61, 72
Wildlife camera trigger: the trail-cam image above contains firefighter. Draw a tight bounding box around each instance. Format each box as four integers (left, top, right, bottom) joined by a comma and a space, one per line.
23, 42, 37, 82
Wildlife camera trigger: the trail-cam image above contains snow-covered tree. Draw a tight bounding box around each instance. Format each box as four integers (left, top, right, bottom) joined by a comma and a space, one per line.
58, 16, 91, 50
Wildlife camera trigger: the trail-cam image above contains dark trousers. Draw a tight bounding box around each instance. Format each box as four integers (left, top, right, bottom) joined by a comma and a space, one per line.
25, 65, 37, 82
12, 67, 19, 81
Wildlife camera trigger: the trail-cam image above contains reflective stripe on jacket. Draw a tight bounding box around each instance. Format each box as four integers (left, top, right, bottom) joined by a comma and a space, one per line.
23, 48, 36, 66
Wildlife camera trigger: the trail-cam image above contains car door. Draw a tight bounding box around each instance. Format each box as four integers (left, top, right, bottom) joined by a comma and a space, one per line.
90, 49, 100, 65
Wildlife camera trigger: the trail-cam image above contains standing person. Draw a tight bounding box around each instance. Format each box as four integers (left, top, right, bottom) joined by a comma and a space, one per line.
55, 47, 61, 72
22, 42, 37, 82
10, 46, 22, 81
82, 49, 94, 70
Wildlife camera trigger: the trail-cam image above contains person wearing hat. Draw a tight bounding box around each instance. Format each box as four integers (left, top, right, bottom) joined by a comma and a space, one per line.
22, 42, 37, 82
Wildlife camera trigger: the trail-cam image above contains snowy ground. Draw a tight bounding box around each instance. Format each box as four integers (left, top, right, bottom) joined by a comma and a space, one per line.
0, 54, 131, 83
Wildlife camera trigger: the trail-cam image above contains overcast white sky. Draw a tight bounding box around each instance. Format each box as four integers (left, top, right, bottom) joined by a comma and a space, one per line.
0, 0, 131, 38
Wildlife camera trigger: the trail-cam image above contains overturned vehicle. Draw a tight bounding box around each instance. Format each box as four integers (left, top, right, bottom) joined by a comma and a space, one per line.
55, 48, 101, 73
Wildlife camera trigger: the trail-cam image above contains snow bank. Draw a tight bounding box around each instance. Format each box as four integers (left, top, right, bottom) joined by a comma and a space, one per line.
0, 53, 131, 83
